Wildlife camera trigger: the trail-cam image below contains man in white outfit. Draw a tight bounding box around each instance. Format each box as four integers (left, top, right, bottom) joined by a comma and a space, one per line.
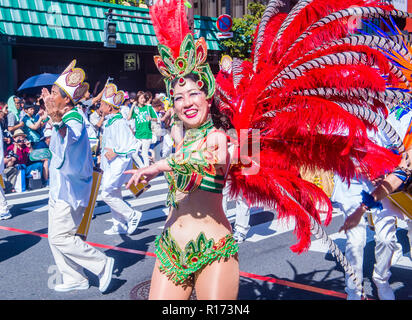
42, 60, 114, 293
336, 106, 412, 300
0, 128, 11, 220
333, 176, 406, 300
222, 183, 251, 243
98, 83, 142, 235
221, 129, 261, 243
77, 102, 98, 152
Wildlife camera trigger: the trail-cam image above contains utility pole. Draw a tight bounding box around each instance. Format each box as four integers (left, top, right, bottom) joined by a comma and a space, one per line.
186, 1, 194, 34
225, 0, 231, 15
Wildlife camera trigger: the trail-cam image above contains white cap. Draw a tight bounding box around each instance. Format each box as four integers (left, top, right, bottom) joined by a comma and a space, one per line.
101, 83, 125, 109
54, 59, 90, 104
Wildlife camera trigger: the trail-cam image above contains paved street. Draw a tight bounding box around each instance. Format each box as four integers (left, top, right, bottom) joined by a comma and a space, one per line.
1, 175, 412, 300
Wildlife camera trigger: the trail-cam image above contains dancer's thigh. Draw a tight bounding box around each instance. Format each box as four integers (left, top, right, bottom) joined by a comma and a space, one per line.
194, 255, 239, 300
149, 259, 194, 300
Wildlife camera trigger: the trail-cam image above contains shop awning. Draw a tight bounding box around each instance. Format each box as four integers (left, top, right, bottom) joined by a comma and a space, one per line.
0, 0, 221, 50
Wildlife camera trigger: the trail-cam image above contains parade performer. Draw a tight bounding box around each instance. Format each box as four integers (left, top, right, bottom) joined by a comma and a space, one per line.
0, 128, 11, 221
41, 60, 114, 293
98, 82, 142, 235
339, 19, 412, 299
333, 126, 409, 300
126, 0, 412, 299
77, 101, 99, 153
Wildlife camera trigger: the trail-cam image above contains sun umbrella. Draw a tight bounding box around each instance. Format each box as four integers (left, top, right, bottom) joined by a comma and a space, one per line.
17, 73, 59, 93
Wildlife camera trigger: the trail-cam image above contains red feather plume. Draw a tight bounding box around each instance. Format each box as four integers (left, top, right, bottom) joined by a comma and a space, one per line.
215, 0, 407, 253
149, 0, 191, 58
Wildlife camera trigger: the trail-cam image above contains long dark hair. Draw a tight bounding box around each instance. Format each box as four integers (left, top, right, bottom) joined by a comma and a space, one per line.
171, 73, 233, 130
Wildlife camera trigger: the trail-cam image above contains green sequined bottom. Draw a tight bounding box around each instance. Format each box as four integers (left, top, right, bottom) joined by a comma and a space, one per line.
154, 228, 239, 285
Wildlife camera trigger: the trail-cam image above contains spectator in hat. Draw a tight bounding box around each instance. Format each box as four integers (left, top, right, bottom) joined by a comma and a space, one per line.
5, 129, 43, 191
4, 129, 26, 193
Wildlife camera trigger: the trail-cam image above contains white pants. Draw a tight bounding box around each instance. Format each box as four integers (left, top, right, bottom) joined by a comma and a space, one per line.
0, 185, 9, 214
222, 184, 251, 234
161, 133, 174, 158
343, 197, 407, 298
133, 139, 152, 168
48, 199, 107, 285
101, 188, 134, 229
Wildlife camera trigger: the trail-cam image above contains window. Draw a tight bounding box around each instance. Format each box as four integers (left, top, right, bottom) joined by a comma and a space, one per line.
233, 0, 244, 18
207, 0, 217, 17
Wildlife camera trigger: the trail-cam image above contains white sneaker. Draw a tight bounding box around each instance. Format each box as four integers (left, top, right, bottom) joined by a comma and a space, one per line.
233, 230, 247, 243
346, 291, 362, 300
54, 280, 89, 292
104, 224, 127, 235
127, 211, 142, 235
0, 212, 11, 220
99, 257, 114, 293
374, 280, 395, 300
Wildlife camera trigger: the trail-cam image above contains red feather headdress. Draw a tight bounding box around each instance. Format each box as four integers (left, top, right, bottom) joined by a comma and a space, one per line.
149, 0, 215, 99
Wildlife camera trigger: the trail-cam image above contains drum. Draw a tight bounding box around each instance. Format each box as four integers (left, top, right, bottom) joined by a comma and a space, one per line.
0, 175, 5, 190
127, 162, 151, 197
388, 187, 412, 220
76, 167, 103, 240
300, 168, 335, 198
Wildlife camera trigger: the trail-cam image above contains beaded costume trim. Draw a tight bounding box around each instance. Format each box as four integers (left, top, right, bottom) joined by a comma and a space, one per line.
164, 119, 225, 207
154, 228, 239, 285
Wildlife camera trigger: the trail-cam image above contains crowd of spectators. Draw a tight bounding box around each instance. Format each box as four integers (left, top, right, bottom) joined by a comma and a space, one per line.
0, 96, 49, 193
0, 87, 172, 194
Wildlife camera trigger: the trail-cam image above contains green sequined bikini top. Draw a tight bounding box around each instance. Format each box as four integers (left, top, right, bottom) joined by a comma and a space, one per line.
165, 119, 226, 207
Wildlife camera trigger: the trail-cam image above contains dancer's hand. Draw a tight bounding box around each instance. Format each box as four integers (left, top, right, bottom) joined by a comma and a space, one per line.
104, 148, 117, 161
339, 206, 366, 233
125, 164, 161, 187
371, 175, 386, 187
42, 87, 68, 123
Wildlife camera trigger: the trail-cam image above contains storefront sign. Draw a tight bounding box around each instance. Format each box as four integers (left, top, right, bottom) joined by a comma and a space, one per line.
124, 53, 137, 71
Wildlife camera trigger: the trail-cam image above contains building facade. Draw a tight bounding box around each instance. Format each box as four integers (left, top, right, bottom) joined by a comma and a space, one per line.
2, 0, 411, 101
0, 0, 221, 101
192, 0, 265, 18
191, 0, 301, 18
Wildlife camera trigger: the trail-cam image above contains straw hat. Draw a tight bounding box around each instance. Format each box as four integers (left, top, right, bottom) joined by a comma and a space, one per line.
13, 129, 26, 138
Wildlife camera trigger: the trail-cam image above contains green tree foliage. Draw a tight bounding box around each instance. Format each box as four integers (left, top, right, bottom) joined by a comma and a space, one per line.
219, 2, 265, 60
